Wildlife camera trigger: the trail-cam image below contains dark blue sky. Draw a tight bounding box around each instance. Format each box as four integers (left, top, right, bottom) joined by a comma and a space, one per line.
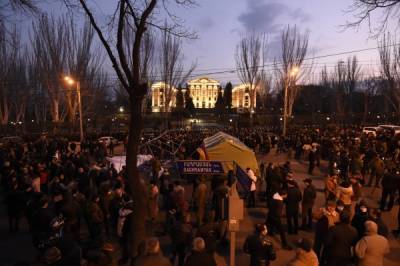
33, 0, 395, 84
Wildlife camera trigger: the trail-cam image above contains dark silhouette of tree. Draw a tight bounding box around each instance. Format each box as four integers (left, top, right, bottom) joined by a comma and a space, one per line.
185, 96, 196, 116
347, 0, 400, 36
67, 0, 197, 257
175, 87, 184, 110
223, 82, 233, 113
214, 87, 224, 117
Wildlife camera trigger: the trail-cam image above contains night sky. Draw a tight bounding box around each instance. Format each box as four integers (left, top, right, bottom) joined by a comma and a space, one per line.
22, 0, 397, 84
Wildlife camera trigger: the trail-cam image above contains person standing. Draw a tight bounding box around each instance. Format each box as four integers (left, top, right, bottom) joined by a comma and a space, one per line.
286, 180, 302, 235
380, 168, 397, 211
336, 180, 353, 214
195, 177, 208, 226
324, 212, 358, 266
355, 221, 389, 266
85, 194, 105, 247
244, 224, 276, 266
135, 238, 172, 266
301, 178, 316, 230
185, 237, 217, 266
308, 148, 316, 175
266, 191, 291, 250
288, 238, 318, 266
368, 155, 384, 187
246, 167, 257, 208
313, 200, 339, 261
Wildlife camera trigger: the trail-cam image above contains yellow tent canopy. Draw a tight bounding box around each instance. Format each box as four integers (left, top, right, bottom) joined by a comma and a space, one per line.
199, 131, 259, 175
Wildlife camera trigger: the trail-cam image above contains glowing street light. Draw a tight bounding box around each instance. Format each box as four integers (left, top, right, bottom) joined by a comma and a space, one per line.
64, 75, 84, 142
283, 66, 300, 136
119, 106, 125, 113
290, 66, 299, 77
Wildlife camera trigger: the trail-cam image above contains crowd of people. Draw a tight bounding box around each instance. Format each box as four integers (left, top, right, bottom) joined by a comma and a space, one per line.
0, 125, 399, 266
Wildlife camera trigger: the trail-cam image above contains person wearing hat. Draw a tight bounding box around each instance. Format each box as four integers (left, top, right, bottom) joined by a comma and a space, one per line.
301, 178, 316, 230
286, 179, 302, 235
355, 221, 389, 266
244, 224, 276, 266
288, 238, 318, 266
324, 211, 358, 266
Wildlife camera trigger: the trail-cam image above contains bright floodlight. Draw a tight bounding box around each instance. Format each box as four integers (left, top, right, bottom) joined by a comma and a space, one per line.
290, 66, 299, 77
64, 76, 75, 85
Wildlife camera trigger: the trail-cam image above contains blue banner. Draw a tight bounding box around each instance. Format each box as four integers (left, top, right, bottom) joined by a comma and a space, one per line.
176, 160, 225, 175
236, 165, 251, 191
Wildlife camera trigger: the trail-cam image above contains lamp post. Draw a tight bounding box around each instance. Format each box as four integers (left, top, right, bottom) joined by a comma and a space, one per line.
64, 76, 84, 143
283, 66, 298, 136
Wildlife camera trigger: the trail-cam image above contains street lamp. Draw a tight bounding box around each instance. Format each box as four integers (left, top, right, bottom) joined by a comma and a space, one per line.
64, 76, 84, 143
119, 106, 124, 113
283, 66, 299, 136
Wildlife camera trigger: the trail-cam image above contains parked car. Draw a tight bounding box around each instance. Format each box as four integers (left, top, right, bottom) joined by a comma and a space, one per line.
378, 124, 400, 135
362, 127, 378, 137
98, 136, 118, 146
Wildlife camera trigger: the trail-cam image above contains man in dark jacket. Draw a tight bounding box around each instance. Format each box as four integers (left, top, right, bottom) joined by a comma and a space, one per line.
31, 194, 54, 247
170, 213, 193, 266
243, 224, 276, 266
380, 169, 398, 211
308, 149, 316, 175
324, 212, 358, 266
285, 180, 302, 235
301, 178, 316, 230
266, 191, 290, 249
185, 237, 216, 266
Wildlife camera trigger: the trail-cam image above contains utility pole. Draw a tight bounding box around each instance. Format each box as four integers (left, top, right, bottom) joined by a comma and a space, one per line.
283, 80, 288, 136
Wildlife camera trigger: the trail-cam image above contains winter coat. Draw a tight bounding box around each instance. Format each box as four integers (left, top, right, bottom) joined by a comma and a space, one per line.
286, 186, 302, 214
244, 234, 276, 266
355, 222, 389, 266
135, 253, 171, 266
324, 222, 358, 261
288, 250, 318, 266
336, 185, 353, 205
302, 184, 316, 209
184, 250, 217, 266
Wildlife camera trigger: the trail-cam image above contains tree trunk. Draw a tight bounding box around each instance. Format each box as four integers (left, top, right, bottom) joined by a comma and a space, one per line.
127, 95, 148, 258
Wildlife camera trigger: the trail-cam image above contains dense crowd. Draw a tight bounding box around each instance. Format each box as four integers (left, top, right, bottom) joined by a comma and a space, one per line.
0, 126, 399, 266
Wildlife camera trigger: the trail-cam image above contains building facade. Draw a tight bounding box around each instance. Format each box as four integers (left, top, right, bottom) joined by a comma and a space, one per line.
187, 77, 221, 109
151, 82, 176, 113
232, 83, 256, 113
150, 78, 257, 113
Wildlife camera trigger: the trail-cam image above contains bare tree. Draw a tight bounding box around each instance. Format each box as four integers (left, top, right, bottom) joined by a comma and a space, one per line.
275, 25, 309, 135
159, 24, 195, 126
378, 33, 400, 118
31, 14, 69, 122
235, 32, 268, 122
347, 0, 400, 36
256, 69, 272, 111
0, 23, 20, 125
331, 60, 347, 118
361, 76, 380, 123
65, 18, 105, 124
344, 56, 361, 116
68, 0, 196, 256
0, 0, 39, 23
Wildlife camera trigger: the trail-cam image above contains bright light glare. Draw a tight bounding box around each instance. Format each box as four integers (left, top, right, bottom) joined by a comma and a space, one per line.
290, 67, 299, 77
